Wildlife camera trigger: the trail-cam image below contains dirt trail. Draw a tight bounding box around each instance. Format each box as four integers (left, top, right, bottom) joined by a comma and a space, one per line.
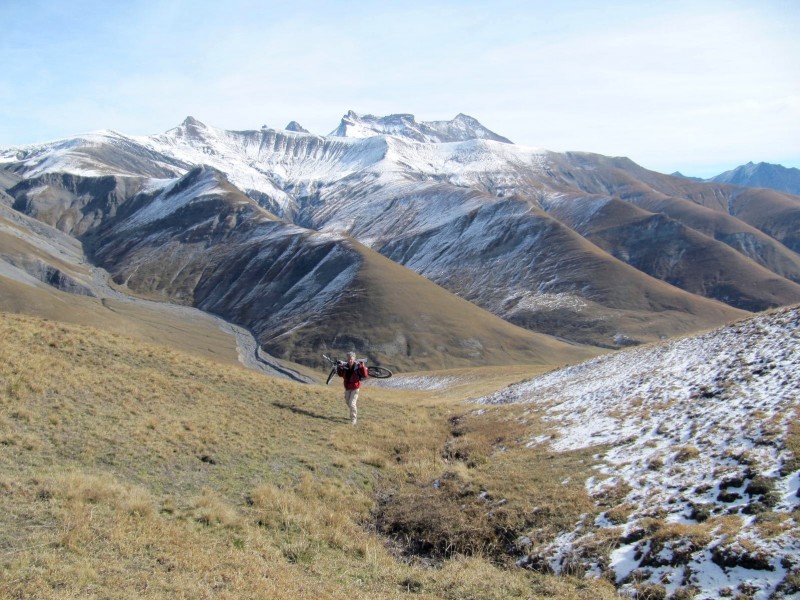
1, 199, 314, 382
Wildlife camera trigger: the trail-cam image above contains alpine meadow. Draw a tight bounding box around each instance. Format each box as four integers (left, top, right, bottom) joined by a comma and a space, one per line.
1, 110, 799, 599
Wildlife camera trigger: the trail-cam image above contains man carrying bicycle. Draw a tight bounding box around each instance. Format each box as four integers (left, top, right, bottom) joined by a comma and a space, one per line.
337, 352, 368, 425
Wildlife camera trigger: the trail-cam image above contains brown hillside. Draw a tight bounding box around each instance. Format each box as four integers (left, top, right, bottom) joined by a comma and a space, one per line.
544, 153, 800, 278
572, 199, 800, 311
0, 274, 244, 366
264, 239, 604, 372
727, 187, 800, 253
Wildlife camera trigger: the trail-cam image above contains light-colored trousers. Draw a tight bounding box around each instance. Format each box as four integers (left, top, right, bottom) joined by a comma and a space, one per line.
344, 389, 359, 424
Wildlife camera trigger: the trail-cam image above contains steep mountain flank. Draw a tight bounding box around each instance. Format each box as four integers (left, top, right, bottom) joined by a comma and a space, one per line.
539, 152, 800, 279
726, 187, 800, 255
358, 185, 745, 345
8, 171, 147, 236
544, 196, 800, 311
0, 199, 276, 370
86, 168, 596, 370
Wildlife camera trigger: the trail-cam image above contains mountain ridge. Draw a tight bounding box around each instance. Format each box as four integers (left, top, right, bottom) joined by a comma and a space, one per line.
1, 159, 596, 372
709, 161, 800, 196
329, 110, 513, 144
2, 112, 799, 366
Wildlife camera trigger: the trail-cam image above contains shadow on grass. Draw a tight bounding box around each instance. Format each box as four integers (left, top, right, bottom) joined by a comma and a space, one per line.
271, 401, 346, 423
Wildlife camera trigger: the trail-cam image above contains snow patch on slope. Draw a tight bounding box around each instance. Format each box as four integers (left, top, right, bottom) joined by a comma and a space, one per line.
117, 170, 222, 231
329, 111, 513, 144
383, 136, 548, 188
477, 306, 800, 599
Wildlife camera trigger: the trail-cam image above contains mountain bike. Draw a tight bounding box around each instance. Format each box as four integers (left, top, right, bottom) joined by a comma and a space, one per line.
322, 354, 393, 384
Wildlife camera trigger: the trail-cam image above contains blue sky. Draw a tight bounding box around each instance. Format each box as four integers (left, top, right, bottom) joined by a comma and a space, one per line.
1, 0, 798, 178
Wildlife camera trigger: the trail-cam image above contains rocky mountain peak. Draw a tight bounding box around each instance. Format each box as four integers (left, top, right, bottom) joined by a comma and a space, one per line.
166, 116, 211, 142
710, 161, 800, 195
285, 121, 309, 133
329, 111, 511, 144
181, 116, 206, 129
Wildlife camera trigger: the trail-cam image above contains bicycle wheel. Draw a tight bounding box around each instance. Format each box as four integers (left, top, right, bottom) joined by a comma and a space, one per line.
326, 367, 337, 385
367, 365, 392, 379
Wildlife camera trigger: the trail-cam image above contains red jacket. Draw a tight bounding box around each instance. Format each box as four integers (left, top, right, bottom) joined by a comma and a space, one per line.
337, 361, 368, 390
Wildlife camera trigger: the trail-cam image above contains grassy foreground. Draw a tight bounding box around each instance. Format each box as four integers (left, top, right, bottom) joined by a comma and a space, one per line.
0, 312, 617, 599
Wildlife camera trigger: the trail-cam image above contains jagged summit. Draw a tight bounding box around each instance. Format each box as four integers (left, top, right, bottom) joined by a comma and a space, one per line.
165, 116, 211, 140
284, 121, 309, 133
329, 111, 512, 144
433, 113, 513, 144
158, 112, 512, 146
178, 116, 210, 131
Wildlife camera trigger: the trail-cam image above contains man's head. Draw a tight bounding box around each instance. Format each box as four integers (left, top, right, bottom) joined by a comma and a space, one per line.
347, 351, 356, 364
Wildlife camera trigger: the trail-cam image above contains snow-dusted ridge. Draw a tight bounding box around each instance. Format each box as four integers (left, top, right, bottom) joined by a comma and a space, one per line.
328, 110, 514, 144
1, 113, 546, 203
477, 306, 800, 598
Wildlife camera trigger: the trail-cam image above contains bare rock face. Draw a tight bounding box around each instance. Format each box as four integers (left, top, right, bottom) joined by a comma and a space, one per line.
284, 121, 309, 133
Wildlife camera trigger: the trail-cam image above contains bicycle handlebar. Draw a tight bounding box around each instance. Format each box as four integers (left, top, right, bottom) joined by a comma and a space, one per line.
323, 354, 368, 366
322, 353, 392, 382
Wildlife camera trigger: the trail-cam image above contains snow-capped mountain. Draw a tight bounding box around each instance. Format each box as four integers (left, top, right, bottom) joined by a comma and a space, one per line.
2, 111, 800, 361
476, 305, 800, 599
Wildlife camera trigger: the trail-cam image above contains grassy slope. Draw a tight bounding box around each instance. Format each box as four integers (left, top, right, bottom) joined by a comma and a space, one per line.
0, 274, 243, 367
584, 200, 800, 310
316, 240, 605, 372
0, 312, 619, 599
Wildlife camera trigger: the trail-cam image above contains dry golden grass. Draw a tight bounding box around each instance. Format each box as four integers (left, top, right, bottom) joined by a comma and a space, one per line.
674, 445, 701, 463
754, 512, 794, 539
0, 274, 244, 367
604, 504, 636, 526
782, 407, 800, 476
0, 311, 617, 599
374, 402, 604, 568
